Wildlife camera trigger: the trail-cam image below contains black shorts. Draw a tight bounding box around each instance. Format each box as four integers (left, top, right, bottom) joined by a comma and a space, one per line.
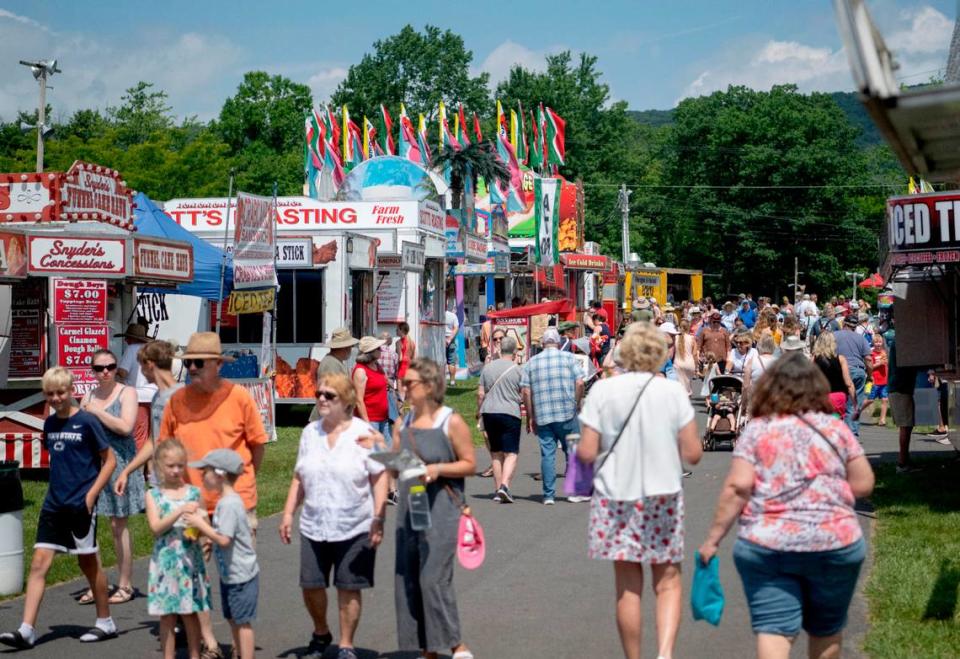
482, 413, 522, 453
300, 532, 376, 590
35, 507, 98, 555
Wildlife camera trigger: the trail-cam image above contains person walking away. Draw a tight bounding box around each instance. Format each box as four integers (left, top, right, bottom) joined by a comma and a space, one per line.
445, 304, 460, 385
392, 359, 476, 659
813, 332, 857, 418
115, 322, 156, 454
377, 331, 400, 426
809, 304, 840, 345
742, 336, 778, 412
279, 373, 387, 659
0, 368, 118, 650
699, 354, 874, 659
577, 322, 702, 659
698, 311, 731, 375
924, 370, 951, 441
834, 315, 873, 436
115, 340, 184, 495
673, 319, 698, 396
858, 334, 889, 426
886, 330, 920, 472
521, 328, 585, 505
145, 439, 211, 659
158, 332, 268, 658
185, 450, 260, 659
396, 322, 416, 399
726, 331, 759, 376
479, 306, 495, 363
477, 336, 523, 502
79, 349, 143, 606
353, 336, 391, 437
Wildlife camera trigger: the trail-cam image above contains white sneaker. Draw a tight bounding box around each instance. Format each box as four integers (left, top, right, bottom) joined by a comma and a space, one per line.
543, 498, 555, 505
566, 495, 590, 503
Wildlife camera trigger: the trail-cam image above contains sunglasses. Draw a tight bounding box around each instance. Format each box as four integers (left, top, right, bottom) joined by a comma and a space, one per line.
91, 363, 117, 373
401, 379, 423, 388
183, 358, 206, 369
315, 390, 338, 401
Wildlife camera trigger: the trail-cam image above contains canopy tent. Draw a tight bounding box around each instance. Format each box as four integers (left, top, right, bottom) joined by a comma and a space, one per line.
133, 192, 233, 299
858, 272, 885, 289
487, 299, 575, 319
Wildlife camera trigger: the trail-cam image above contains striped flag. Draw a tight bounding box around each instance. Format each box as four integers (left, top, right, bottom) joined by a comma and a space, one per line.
379, 105, 395, 156
495, 130, 525, 212
458, 104, 471, 147
517, 103, 528, 165
439, 101, 460, 152
417, 113, 433, 164
545, 106, 566, 166
398, 103, 423, 164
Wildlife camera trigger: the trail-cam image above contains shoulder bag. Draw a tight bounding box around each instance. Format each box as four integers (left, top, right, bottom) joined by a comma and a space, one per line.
564, 375, 654, 497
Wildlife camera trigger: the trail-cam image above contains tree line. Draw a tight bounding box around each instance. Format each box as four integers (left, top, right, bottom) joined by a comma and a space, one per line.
0, 25, 907, 297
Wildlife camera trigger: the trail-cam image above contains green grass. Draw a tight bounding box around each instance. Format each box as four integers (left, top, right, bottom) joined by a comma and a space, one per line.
5, 427, 302, 599
444, 377, 484, 447
864, 456, 960, 658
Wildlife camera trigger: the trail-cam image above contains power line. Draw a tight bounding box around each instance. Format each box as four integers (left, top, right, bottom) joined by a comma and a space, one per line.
581, 182, 911, 190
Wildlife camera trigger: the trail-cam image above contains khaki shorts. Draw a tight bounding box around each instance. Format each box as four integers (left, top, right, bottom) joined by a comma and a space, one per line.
889, 392, 914, 427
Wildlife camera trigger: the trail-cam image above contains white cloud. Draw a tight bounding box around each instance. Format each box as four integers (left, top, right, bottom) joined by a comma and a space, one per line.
307, 66, 349, 105
678, 4, 953, 103
0, 9, 244, 122
477, 40, 566, 84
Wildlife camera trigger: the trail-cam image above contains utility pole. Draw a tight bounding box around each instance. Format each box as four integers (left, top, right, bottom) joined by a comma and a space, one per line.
18, 59, 60, 173
845, 271, 864, 303
618, 183, 632, 264
794, 257, 799, 304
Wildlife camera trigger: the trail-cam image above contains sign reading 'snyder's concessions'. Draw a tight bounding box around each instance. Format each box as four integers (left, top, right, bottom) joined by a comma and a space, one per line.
28, 236, 126, 276
163, 197, 445, 235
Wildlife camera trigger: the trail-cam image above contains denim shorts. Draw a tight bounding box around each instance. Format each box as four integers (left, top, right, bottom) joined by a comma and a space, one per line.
869, 384, 888, 400
220, 573, 259, 625
733, 537, 865, 637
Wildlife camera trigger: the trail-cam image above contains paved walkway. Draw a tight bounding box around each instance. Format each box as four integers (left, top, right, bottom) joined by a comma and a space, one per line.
1, 405, 953, 658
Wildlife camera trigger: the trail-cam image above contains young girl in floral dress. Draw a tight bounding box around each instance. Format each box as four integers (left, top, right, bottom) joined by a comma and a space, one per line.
145, 439, 211, 659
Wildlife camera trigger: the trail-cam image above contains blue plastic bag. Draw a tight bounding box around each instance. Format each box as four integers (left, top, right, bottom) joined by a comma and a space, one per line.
691, 552, 725, 626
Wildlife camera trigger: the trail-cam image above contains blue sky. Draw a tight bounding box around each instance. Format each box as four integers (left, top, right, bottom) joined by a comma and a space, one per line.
0, 1, 955, 121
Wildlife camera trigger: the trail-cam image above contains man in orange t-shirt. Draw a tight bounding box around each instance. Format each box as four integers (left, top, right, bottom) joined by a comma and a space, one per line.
159, 332, 267, 516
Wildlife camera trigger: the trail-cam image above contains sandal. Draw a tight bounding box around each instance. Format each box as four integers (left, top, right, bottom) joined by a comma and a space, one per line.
79, 626, 117, 643
108, 585, 134, 604
201, 642, 225, 659
78, 584, 116, 605
0, 630, 35, 650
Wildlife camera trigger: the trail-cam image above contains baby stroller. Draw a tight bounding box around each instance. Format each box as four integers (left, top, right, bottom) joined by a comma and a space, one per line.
703, 375, 744, 451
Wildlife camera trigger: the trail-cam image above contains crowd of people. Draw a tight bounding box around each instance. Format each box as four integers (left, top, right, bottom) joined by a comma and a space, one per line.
0, 287, 945, 659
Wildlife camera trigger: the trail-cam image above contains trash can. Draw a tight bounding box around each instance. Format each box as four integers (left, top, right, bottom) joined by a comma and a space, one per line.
0, 460, 24, 595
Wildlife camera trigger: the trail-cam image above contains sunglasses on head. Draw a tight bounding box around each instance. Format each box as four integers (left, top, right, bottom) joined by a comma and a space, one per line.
92, 363, 117, 373
183, 358, 206, 369
315, 390, 338, 401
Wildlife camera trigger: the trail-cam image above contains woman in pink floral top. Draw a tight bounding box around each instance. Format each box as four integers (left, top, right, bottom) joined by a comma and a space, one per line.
699, 354, 874, 659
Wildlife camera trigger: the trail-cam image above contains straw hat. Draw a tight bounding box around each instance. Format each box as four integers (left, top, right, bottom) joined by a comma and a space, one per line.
635, 298, 651, 310
114, 323, 150, 342
659, 322, 680, 336
358, 336, 386, 353
325, 327, 360, 349
179, 332, 235, 361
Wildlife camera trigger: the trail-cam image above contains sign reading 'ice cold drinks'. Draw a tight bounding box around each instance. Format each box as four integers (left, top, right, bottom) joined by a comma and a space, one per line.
887, 192, 960, 259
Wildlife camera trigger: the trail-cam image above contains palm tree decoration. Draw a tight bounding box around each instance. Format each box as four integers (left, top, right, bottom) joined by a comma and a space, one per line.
432, 140, 510, 210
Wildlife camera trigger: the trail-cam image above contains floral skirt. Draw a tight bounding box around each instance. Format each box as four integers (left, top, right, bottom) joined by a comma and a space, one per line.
588, 491, 684, 564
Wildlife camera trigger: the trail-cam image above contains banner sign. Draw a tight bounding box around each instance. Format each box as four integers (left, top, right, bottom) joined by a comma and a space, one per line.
61, 161, 134, 227
227, 288, 276, 315
276, 238, 313, 268
376, 270, 406, 322
133, 237, 193, 281
534, 178, 559, 267
233, 192, 277, 290
562, 253, 610, 270
377, 254, 402, 269
54, 279, 108, 323
28, 236, 126, 276
57, 324, 110, 395
401, 241, 425, 272
233, 378, 276, 442
10, 281, 45, 378
884, 192, 960, 267
493, 252, 510, 274
0, 231, 27, 278
464, 232, 487, 263
164, 197, 445, 236
0, 172, 61, 222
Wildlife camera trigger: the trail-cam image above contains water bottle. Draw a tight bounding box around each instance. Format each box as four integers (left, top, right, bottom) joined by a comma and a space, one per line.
408, 484, 432, 531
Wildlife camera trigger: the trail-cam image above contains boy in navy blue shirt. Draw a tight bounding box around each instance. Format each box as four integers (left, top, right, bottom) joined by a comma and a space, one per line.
0, 367, 117, 650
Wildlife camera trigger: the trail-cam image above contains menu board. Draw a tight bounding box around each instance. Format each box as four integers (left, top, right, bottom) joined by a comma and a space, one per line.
376, 270, 406, 323
56, 324, 110, 396
54, 279, 108, 323
9, 281, 45, 377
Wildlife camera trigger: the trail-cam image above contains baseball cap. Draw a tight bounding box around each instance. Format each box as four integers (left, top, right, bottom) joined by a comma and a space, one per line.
457, 513, 486, 570
189, 448, 244, 475
843, 314, 858, 327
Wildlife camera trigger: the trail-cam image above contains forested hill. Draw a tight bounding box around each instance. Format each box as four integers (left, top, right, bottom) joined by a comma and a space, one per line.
629, 91, 884, 147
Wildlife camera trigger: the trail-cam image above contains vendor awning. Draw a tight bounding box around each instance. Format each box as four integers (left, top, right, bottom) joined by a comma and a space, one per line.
133, 192, 232, 299
488, 299, 575, 318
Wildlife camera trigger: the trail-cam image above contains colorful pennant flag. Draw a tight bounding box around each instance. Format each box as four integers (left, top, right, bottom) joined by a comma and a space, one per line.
398, 103, 423, 164
530, 109, 544, 169
379, 105, 395, 156
510, 109, 518, 152
517, 103, 528, 165
473, 112, 483, 143
546, 106, 566, 166
496, 100, 508, 137
417, 113, 433, 164
495, 130, 525, 212
458, 104, 471, 147
362, 116, 376, 159
535, 177, 560, 266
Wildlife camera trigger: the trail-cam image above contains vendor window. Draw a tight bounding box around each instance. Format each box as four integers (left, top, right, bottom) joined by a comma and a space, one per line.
220, 269, 324, 344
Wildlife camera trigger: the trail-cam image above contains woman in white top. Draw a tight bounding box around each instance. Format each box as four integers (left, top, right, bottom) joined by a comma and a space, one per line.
743, 335, 778, 395
578, 322, 702, 659
278, 373, 387, 659
726, 330, 759, 376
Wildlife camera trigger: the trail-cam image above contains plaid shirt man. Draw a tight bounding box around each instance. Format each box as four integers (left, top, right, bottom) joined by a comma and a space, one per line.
520, 345, 583, 425
378, 343, 399, 388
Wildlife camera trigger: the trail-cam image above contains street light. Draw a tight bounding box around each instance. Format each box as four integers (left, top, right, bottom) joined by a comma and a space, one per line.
18, 59, 60, 173
845, 271, 865, 303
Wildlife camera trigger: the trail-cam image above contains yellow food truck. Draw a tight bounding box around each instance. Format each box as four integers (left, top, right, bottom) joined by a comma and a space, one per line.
624, 267, 703, 311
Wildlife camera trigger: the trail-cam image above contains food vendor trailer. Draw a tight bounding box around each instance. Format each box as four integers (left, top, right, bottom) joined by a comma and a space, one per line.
159, 197, 447, 403
624, 267, 704, 309
0, 163, 194, 467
